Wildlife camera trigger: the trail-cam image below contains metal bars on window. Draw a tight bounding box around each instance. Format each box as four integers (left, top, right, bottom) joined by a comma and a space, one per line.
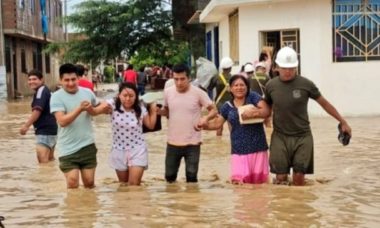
333, 0, 380, 62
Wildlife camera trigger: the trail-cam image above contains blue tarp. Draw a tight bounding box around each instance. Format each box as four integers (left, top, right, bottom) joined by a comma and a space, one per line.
40, 0, 48, 34
42, 15, 48, 34
40, 0, 45, 13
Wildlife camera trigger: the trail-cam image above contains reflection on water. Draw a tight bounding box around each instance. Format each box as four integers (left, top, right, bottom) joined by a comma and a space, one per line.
0, 93, 379, 227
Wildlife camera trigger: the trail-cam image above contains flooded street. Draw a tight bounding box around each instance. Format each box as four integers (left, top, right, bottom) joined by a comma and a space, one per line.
0, 87, 379, 227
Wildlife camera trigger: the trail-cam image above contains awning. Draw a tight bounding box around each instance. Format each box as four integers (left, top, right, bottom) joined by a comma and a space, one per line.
187, 10, 202, 24
200, 0, 296, 23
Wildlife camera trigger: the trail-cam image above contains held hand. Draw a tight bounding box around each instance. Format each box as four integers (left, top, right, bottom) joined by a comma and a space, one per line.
157, 107, 166, 116
156, 107, 162, 115
80, 101, 92, 111
149, 102, 157, 114
340, 121, 352, 136
241, 110, 251, 120
19, 125, 29, 135
241, 108, 259, 120
194, 117, 208, 131
105, 104, 113, 114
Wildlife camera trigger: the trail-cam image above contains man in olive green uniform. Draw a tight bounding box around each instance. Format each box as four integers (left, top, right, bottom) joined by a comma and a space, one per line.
245, 62, 270, 98
246, 62, 271, 127
265, 47, 352, 186
208, 57, 233, 136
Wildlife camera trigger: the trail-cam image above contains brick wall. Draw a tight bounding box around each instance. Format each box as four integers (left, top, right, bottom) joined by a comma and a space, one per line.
2, 0, 16, 29
2, 0, 63, 97
2, 0, 64, 42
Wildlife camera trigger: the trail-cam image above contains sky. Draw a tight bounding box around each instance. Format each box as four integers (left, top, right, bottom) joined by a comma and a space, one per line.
66, 0, 84, 15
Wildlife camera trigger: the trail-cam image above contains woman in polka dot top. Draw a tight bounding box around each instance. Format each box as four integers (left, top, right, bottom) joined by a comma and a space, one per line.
104, 82, 157, 185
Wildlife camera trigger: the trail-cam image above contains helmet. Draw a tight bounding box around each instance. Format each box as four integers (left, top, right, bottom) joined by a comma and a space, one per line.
254, 61, 266, 70
244, 64, 254, 73
275, 46, 298, 68
220, 57, 233, 69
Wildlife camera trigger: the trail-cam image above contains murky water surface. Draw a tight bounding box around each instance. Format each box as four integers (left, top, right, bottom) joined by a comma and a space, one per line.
0, 87, 379, 227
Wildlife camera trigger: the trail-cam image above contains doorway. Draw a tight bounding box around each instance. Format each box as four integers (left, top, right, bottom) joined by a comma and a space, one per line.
12, 39, 18, 97
261, 29, 301, 74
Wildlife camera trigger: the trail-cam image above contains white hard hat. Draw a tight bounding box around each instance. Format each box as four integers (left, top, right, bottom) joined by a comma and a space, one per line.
220, 57, 233, 69
255, 61, 266, 70
275, 46, 299, 68
244, 64, 254, 73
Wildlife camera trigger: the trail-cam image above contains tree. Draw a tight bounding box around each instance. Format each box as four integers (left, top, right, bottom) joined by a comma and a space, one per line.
48, 0, 176, 64
130, 39, 189, 70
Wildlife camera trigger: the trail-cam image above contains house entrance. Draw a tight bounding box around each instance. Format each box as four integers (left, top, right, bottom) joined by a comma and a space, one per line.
261, 29, 301, 74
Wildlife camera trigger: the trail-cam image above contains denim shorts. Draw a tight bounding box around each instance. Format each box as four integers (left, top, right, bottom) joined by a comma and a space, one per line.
36, 135, 57, 150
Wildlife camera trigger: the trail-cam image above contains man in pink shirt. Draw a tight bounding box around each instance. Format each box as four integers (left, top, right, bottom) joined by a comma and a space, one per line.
159, 63, 217, 183
76, 64, 94, 91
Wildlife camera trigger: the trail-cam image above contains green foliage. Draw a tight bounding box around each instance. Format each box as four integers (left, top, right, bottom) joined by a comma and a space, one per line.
55, 0, 172, 64
103, 66, 115, 83
130, 40, 189, 70
43, 42, 61, 54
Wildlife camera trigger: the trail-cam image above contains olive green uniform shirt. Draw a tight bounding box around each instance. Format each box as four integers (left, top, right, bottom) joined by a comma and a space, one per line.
208, 72, 232, 110
265, 75, 321, 136
249, 72, 270, 97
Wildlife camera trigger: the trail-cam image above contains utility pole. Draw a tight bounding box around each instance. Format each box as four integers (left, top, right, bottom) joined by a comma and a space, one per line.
64, 0, 68, 42
0, 0, 5, 65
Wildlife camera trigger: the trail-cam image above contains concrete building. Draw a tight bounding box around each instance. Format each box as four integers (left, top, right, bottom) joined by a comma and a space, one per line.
1, 0, 64, 98
199, 0, 380, 116
172, 0, 210, 62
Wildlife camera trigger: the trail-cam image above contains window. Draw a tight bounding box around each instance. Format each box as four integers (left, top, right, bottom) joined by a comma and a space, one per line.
333, 0, 380, 62
45, 54, 50, 74
58, 2, 62, 18
19, 0, 25, 9
32, 43, 43, 71
229, 10, 239, 64
21, 49, 27, 73
30, 0, 35, 14
213, 26, 220, 68
5, 46, 11, 73
32, 50, 37, 70
47, 0, 50, 20
206, 31, 212, 61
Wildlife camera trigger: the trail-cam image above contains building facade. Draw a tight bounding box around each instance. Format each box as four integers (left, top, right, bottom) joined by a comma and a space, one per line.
172, 0, 210, 63
2, 0, 64, 98
200, 0, 380, 116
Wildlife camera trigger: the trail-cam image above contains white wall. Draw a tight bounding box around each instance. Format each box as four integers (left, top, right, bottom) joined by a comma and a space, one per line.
212, 0, 379, 116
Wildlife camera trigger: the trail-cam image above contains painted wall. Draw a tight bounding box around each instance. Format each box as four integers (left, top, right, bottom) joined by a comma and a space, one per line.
211, 0, 378, 116
4, 37, 60, 97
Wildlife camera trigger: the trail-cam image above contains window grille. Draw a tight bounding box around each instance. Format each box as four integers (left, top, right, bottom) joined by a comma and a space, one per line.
333, 0, 380, 62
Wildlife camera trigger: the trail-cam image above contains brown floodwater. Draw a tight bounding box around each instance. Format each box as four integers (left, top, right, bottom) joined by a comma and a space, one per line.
0, 89, 379, 227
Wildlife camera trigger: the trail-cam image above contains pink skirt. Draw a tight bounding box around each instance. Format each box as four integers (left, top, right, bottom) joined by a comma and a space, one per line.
231, 151, 269, 184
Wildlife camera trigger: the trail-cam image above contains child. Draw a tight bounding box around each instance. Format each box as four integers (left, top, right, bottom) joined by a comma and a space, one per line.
101, 82, 157, 185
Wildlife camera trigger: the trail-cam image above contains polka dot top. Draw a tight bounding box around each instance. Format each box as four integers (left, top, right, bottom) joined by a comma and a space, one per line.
107, 99, 148, 151
220, 92, 268, 155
